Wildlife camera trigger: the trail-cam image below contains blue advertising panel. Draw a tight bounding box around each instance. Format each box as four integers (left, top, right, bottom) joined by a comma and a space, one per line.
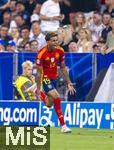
0, 101, 114, 129
0, 101, 39, 126
17, 53, 92, 101
39, 102, 114, 129
0, 53, 13, 100
65, 53, 92, 101
97, 53, 114, 74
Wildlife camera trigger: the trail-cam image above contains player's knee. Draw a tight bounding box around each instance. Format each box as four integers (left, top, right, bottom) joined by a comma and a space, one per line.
48, 89, 60, 99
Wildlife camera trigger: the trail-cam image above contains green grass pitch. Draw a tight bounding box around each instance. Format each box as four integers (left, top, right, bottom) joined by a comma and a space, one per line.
50, 127, 114, 150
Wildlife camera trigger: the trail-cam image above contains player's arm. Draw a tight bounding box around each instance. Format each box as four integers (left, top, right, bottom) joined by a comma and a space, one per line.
37, 65, 43, 92
60, 61, 76, 95
60, 61, 71, 84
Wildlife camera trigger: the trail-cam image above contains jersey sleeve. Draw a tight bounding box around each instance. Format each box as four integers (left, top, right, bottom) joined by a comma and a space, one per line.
59, 47, 65, 63
36, 51, 43, 66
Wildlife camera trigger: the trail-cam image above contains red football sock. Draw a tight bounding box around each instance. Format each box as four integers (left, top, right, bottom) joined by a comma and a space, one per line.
54, 97, 65, 126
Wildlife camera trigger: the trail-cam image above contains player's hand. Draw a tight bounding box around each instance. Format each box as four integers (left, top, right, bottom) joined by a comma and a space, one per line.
67, 82, 76, 95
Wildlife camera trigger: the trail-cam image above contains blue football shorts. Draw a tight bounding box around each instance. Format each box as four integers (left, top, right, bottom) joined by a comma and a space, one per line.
42, 78, 57, 93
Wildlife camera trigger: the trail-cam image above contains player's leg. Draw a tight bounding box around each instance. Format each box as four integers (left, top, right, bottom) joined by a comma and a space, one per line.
45, 94, 54, 108
47, 89, 71, 133
39, 78, 55, 107
42, 78, 71, 132
38, 90, 54, 107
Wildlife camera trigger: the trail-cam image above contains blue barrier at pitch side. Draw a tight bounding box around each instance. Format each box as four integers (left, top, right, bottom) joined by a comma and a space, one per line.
0, 53, 13, 100
1, 53, 114, 101
0, 53, 93, 101
0, 101, 114, 129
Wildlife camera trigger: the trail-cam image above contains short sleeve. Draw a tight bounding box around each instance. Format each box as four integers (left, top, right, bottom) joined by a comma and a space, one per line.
36, 51, 43, 66
59, 47, 65, 62
40, 2, 47, 15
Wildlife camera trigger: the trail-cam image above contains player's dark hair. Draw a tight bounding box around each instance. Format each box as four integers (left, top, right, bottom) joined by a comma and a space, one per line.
45, 32, 58, 41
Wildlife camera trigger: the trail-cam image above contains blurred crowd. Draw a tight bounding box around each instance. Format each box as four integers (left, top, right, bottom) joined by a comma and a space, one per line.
0, 0, 114, 54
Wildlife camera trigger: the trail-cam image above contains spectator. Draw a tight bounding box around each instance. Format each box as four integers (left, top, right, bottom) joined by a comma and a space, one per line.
74, 12, 87, 32
2, 11, 11, 27
58, 25, 73, 51
72, 32, 79, 43
101, 12, 112, 41
105, 18, 114, 53
93, 39, 107, 53
70, 0, 99, 13
60, 0, 71, 25
24, 42, 31, 52
0, 0, 10, 24
30, 21, 46, 50
25, 0, 37, 15
33, 3, 41, 15
0, 24, 12, 48
9, 0, 17, 18
68, 42, 78, 52
103, 0, 114, 17
14, 14, 27, 29
30, 14, 40, 23
6, 40, 17, 52
40, 0, 64, 32
15, 1, 30, 26
77, 28, 93, 53
88, 11, 104, 43
30, 40, 39, 52
9, 27, 20, 43
17, 26, 30, 51
69, 0, 99, 27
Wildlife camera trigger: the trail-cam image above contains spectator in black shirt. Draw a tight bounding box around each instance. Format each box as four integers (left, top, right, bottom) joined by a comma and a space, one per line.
103, 0, 114, 17
0, 0, 10, 24
2, 11, 11, 27
14, 14, 27, 29
101, 12, 112, 41
16, 1, 30, 26
25, 0, 37, 15
70, 0, 99, 13
60, 0, 71, 25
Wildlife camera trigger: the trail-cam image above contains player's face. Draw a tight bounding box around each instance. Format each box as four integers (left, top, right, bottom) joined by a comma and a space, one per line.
48, 36, 59, 49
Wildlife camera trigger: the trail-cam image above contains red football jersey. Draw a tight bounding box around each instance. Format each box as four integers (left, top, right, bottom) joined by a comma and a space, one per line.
36, 45, 65, 79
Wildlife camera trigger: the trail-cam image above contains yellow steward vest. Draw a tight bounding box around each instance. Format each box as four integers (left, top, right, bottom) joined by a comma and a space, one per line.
14, 75, 35, 101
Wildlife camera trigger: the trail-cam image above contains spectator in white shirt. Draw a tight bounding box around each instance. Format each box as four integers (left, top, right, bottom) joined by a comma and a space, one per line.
30, 21, 46, 50
40, 0, 64, 33
88, 11, 104, 43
